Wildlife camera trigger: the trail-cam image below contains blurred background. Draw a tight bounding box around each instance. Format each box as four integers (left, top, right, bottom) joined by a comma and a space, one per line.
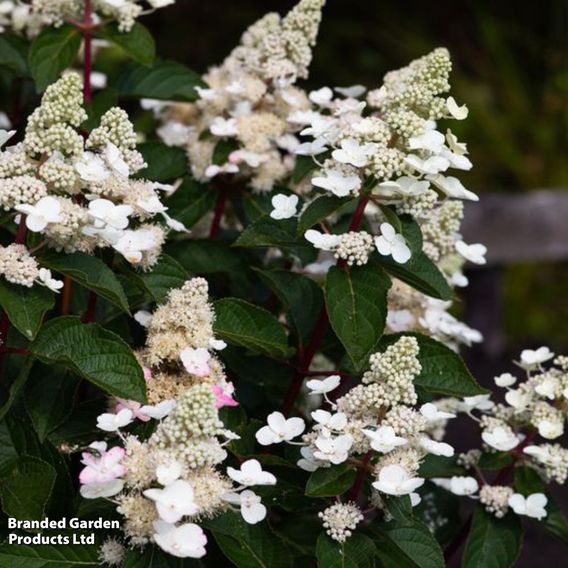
144, 1, 568, 564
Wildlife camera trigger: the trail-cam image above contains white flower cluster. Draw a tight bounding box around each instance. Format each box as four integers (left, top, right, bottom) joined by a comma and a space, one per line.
146, 0, 326, 192
80, 279, 277, 559
253, 337, 462, 540
0, 0, 175, 37
0, 74, 184, 291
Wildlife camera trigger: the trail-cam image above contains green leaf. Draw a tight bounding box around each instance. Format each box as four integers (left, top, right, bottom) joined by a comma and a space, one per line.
83, 89, 118, 132
379, 332, 486, 397
372, 520, 445, 568
0, 356, 34, 422
136, 142, 189, 181
305, 463, 356, 497
28, 25, 81, 92
25, 368, 78, 442
116, 60, 206, 102
316, 532, 376, 568
384, 495, 414, 523
462, 506, 523, 568
39, 251, 130, 314
0, 421, 19, 477
213, 299, 294, 360
255, 269, 324, 347
297, 194, 354, 235
165, 176, 218, 229
514, 466, 568, 545
419, 454, 466, 478
213, 139, 239, 165
0, 544, 99, 567
0, 279, 54, 339
95, 22, 155, 66
325, 262, 391, 371
132, 254, 189, 304
478, 451, 514, 470
292, 154, 326, 184
0, 34, 29, 76
206, 511, 294, 568
376, 216, 453, 300
235, 216, 317, 264
30, 316, 146, 402
123, 546, 191, 567
0, 456, 56, 520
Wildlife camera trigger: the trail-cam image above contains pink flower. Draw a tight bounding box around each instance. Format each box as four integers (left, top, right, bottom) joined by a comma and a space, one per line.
114, 399, 151, 422
79, 446, 126, 485
143, 367, 152, 381
212, 384, 238, 409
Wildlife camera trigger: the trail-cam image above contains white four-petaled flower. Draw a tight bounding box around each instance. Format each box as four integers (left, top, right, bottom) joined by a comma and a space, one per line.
373, 464, 424, 496
518, 346, 554, 369
270, 194, 299, 220
37, 268, 64, 293
255, 412, 305, 445
222, 490, 267, 524
153, 521, 207, 559
304, 229, 340, 251
96, 408, 133, 432
312, 170, 361, 197
306, 375, 341, 395
313, 434, 353, 464
180, 347, 211, 377
481, 427, 520, 451
362, 426, 407, 454
226, 459, 276, 486
508, 493, 547, 520
449, 476, 479, 496
455, 241, 487, 265
15, 196, 62, 232
420, 402, 456, 422
375, 222, 411, 264
332, 138, 376, 168
144, 480, 199, 523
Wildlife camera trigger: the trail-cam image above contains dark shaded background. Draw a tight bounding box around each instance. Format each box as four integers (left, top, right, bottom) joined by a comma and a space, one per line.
145, 1, 568, 564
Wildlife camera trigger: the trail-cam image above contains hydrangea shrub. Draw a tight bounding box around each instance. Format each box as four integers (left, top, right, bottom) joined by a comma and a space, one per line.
0, 1, 566, 566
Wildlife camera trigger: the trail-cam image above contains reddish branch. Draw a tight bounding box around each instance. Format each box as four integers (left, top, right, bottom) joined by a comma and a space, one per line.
209, 191, 228, 239
281, 193, 371, 416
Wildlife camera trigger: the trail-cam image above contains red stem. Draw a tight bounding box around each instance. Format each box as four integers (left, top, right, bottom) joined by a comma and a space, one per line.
281, 193, 370, 416
83, 291, 98, 323
209, 191, 228, 239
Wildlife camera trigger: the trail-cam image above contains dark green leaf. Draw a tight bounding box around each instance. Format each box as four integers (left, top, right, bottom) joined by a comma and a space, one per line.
136, 142, 188, 181
292, 154, 326, 184
95, 22, 155, 66
206, 511, 294, 568
305, 464, 356, 497
379, 332, 487, 397
132, 254, 189, 304
25, 368, 78, 442
0, 356, 34, 422
255, 269, 323, 347
419, 454, 466, 478
0, 34, 29, 76
116, 60, 206, 102
462, 506, 523, 568
28, 25, 81, 92
31, 317, 146, 401
376, 216, 453, 300
372, 520, 445, 568
213, 139, 239, 165
0, 279, 54, 339
123, 545, 191, 567
478, 451, 514, 470
325, 262, 391, 371
297, 194, 354, 235
384, 495, 414, 523
316, 532, 376, 568
83, 89, 118, 131
514, 466, 568, 545
0, 456, 56, 520
165, 176, 218, 229
0, 544, 99, 566
0, 421, 18, 477
213, 299, 293, 360
39, 251, 130, 314
235, 216, 317, 264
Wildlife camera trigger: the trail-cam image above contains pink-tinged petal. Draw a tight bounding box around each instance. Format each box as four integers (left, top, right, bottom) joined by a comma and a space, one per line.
143, 367, 153, 381
79, 467, 98, 485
